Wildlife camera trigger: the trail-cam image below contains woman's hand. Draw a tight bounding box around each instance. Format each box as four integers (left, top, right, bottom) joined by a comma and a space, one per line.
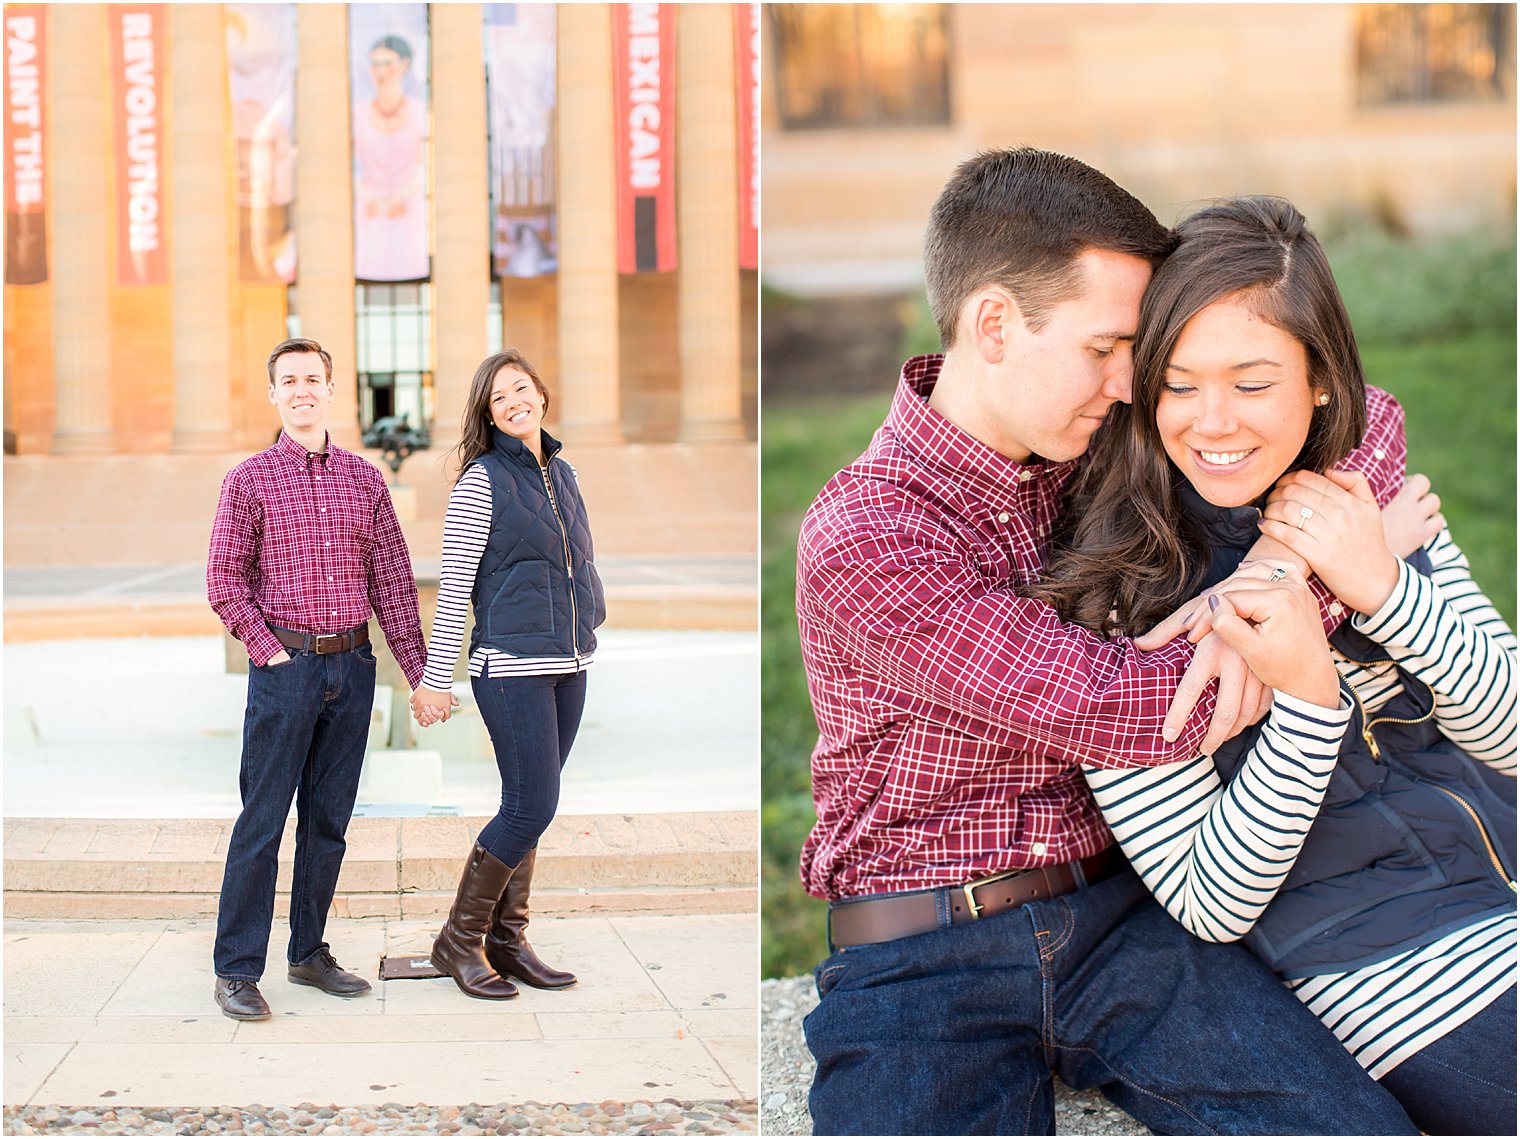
1380, 472, 1444, 559
1208, 581, 1341, 708
1259, 469, 1400, 616
1135, 557, 1304, 648
411, 685, 458, 728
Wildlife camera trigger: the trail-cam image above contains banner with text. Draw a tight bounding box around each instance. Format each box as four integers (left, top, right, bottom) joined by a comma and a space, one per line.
349, 3, 430, 282
735, 3, 758, 270
485, 3, 557, 278
226, 3, 297, 283
109, 5, 167, 286
613, 3, 675, 274
4, 4, 46, 284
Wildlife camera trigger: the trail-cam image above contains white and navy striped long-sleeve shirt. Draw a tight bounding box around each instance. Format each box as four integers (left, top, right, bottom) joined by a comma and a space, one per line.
421, 462, 595, 691
1084, 528, 1516, 1078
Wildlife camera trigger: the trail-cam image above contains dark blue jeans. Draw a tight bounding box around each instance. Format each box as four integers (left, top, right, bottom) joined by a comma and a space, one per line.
805, 868, 1416, 1135
213, 645, 376, 981
471, 669, 586, 867
1378, 983, 1516, 1135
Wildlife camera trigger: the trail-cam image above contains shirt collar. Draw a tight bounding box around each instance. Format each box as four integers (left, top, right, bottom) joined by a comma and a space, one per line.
276, 430, 331, 466
888, 354, 1078, 496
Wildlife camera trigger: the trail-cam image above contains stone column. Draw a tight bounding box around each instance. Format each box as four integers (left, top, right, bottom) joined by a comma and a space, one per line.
429, 3, 489, 450
295, 4, 359, 449
50, 4, 113, 454
170, 4, 234, 451
676, 5, 745, 442
555, 4, 622, 444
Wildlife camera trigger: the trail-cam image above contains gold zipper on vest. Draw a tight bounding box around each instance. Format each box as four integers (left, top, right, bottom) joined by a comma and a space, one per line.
1341, 657, 1513, 890
1339, 655, 1436, 760
1429, 783, 1516, 891
539, 460, 579, 658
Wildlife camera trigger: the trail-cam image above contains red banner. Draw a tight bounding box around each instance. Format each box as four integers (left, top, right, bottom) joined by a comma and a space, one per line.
735, 3, 758, 271
109, 5, 167, 286
4, 4, 47, 284
614, 3, 676, 274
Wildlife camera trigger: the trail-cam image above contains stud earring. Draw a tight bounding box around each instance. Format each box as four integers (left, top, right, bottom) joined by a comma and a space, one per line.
1316, 393, 1330, 406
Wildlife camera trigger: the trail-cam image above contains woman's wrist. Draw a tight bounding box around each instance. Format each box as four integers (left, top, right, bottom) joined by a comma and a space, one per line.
1278, 659, 1342, 710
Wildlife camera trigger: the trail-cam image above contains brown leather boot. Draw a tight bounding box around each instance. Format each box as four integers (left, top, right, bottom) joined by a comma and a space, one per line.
484, 847, 577, 989
431, 843, 519, 1000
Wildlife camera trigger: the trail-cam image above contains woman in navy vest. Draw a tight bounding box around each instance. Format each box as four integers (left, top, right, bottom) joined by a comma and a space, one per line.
1033, 198, 1515, 1134
413, 350, 606, 1000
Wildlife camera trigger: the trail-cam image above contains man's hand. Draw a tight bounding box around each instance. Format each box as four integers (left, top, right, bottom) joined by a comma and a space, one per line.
1380, 472, 1443, 559
1260, 469, 1400, 616
1161, 632, 1271, 754
411, 686, 458, 727
265, 650, 292, 667
1208, 584, 1341, 708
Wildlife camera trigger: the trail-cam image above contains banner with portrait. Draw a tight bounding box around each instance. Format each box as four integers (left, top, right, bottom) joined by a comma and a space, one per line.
613, 3, 676, 274
225, 3, 297, 283
3, 4, 46, 285
348, 3, 430, 282
485, 4, 557, 279
735, 2, 759, 271
109, 4, 167, 287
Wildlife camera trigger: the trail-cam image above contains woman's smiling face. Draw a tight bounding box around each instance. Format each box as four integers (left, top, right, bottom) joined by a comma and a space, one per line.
489, 365, 546, 441
1156, 296, 1325, 508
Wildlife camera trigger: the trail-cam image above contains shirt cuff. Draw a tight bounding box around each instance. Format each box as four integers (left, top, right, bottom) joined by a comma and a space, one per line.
1271, 688, 1354, 730
245, 628, 288, 667
1351, 558, 1421, 642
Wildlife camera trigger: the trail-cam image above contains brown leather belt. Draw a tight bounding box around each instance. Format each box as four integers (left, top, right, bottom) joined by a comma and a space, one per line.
827, 847, 1125, 951
268, 622, 369, 655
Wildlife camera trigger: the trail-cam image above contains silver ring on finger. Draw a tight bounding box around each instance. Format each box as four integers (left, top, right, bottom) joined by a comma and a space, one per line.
1296, 505, 1314, 530
1268, 566, 1287, 582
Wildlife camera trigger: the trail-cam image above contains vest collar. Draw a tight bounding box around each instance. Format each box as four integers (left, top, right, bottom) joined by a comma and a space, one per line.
489, 426, 562, 467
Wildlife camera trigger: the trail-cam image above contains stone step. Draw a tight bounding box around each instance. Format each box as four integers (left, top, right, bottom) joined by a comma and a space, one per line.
3, 811, 757, 920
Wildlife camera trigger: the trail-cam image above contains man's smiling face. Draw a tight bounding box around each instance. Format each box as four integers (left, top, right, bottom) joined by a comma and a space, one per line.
976, 247, 1154, 464
268, 351, 334, 436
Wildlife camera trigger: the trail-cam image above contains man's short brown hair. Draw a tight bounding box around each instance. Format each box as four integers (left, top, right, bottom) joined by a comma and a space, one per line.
924, 148, 1175, 348
266, 338, 333, 387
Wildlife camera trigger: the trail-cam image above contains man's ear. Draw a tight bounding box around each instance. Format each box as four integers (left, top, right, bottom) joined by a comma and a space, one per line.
966, 287, 1020, 364
268, 385, 278, 406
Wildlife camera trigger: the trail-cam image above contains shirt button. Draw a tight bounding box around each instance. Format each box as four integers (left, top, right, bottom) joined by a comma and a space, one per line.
332, 610, 338, 616
1031, 841, 1048, 857
997, 511, 1011, 524
324, 542, 331, 548
328, 577, 334, 583
320, 507, 327, 513
1018, 470, 1034, 482
1372, 448, 1385, 460
1329, 601, 1344, 617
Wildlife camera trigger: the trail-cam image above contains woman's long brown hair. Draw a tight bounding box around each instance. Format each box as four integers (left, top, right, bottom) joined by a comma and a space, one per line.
447, 350, 552, 481
1028, 197, 1369, 635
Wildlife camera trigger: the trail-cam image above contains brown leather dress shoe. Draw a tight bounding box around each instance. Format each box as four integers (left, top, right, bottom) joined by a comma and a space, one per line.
214, 976, 272, 1021
287, 948, 372, 997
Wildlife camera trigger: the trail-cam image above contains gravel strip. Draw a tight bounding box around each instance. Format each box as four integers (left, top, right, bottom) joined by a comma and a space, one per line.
761, 976, 1150, 1136
3, 1099, 757, 1136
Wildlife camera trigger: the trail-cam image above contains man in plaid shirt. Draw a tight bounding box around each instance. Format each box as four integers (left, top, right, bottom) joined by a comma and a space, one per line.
206, 338, 427, 1022
796, 151, 1415, 1134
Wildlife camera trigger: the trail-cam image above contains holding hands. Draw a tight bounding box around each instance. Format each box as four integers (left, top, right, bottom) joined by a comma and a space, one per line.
411, 685, 459, 728
1206, 578, 1341, 709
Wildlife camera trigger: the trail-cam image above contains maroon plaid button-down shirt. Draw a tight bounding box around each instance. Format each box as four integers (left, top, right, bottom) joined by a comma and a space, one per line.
797, 356, 1406, 899
207, 431, 426, 687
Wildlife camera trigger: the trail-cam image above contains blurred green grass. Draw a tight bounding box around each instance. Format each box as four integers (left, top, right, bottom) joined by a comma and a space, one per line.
762, 230, 1517, 980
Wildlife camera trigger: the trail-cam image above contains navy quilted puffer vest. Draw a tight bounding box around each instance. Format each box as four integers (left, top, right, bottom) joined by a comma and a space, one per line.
469, 427, 606, 658
1185, 484, 1516, 979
